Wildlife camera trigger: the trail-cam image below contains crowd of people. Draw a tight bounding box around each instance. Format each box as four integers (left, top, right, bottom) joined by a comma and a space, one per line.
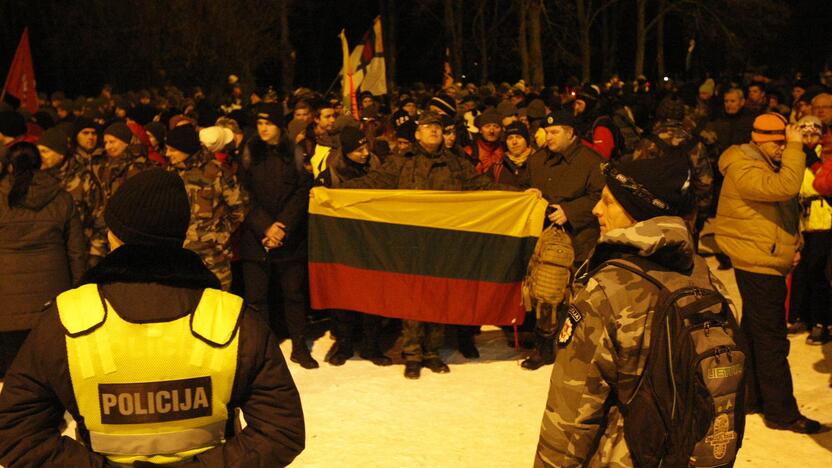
0, 69, 831, 464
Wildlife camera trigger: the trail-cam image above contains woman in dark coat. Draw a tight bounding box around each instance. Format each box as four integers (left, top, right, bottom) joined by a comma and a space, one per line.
0, 142, 86, 376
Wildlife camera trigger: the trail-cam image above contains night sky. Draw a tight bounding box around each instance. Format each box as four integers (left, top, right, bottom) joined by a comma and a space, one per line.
1, 0, 831, 97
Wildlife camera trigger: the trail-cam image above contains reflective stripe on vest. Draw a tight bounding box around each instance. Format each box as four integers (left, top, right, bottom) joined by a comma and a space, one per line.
57, 285, 242, 465
89, 421, 226, 456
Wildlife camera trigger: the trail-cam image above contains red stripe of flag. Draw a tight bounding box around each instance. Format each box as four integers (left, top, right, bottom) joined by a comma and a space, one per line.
310, 262, 525, 326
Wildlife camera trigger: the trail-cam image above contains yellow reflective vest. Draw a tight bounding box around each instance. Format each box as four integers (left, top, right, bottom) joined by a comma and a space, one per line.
57, 284, 242, 465
799, 167, 832, 232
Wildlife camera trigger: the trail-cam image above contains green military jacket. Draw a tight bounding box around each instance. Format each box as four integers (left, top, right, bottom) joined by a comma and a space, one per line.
170, 150, 247, 261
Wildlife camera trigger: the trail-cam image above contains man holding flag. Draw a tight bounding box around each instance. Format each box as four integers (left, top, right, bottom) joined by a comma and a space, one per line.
339, 112, 517, 379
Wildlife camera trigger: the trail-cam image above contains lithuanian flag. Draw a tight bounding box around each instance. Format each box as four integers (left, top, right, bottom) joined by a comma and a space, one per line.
308, 188, 547, 325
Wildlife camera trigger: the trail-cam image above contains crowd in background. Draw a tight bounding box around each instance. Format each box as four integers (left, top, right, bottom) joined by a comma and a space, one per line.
1, 70, 831, 382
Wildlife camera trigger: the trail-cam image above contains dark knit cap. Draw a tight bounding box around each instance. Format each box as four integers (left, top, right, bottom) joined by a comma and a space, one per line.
543, 109, 578, 128
0, 111, 26, 138
71, 117, 98, 138
104, 122, 133, 144
429, 93, 457, 117
504, 121, 530, 143
144, 121, 166, 146
396, 120, 416, 141
603, 156, 692, 222
255, 102, 284, 128
37, 127, 70, 155
340, 126, 367, 155
104, 169, 191, 248
166, 124, 201, 155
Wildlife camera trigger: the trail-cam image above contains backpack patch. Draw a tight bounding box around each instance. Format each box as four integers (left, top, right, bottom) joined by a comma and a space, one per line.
557, 305, 583, 346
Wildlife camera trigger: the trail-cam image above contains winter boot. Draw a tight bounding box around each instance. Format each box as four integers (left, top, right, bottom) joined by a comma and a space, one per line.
521, 332, 554, 370
290, 339, 319, 369
457, 333, 480, 359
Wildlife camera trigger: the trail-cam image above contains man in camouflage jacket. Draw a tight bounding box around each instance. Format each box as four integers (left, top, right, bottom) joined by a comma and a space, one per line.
88, 122, 152, 265
56, 119, 106, 266
535, 156, 736, 467
627, 95, 713, 231
166, 125, 247, 290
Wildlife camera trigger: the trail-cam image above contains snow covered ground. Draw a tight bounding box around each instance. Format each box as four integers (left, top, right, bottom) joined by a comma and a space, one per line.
285, 258, 832, 467
2, 258, 830, 467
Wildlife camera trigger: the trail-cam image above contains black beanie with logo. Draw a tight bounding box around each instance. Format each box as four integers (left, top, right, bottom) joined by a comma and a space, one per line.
603, 156, 692, 221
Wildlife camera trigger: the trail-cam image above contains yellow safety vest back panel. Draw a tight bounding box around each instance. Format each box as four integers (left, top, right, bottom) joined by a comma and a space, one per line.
58, 284, 242, 465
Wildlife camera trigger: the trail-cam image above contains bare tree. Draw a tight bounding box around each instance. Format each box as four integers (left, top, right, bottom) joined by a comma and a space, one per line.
574, 0, 620, 82
528, 0, 545, 87
519, 0, 531, 83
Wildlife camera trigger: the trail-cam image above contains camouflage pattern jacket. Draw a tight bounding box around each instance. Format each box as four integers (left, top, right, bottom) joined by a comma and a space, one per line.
170, 149, 248, 262
341, 143, 497, 191
51, 148, 105, 241
88, 150, 152, 260
535, 216, 735, 467
629, 120, 714, 220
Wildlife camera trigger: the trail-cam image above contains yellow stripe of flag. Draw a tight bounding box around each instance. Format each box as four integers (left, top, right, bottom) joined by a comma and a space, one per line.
309, 188, 547, 238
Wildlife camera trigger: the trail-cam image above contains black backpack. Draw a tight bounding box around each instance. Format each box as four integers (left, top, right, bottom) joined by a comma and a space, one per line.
604, 258, 747, 468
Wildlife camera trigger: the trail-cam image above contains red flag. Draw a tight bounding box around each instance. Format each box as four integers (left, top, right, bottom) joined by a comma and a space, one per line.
3, 28, 38, 113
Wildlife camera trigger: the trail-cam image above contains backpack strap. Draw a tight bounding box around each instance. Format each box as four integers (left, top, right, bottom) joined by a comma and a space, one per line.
603, 258, 667, 292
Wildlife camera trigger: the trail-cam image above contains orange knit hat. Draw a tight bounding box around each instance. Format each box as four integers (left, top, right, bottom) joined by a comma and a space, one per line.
751, 112, 787, 143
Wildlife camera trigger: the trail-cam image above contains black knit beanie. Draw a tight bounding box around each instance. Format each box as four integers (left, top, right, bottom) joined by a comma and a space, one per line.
166, 124, 201, 155
0, 111, 26, 138
504, 121, 530, 144
104, 122, 133, 144
255, 103, 284, 128
37, 127, 70, 155
71, 117, 99, 139
340, 126, 367, 155
603, 156, 692, 221
104, 169, 191, 248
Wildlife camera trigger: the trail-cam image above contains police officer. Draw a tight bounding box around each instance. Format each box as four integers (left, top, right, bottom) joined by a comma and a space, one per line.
165, 124, 247, 291
535, 156, 728, 466
522, 110, 605, 370
0, 169, 305, 466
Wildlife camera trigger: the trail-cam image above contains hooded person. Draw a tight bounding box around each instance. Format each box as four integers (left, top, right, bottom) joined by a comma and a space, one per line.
0, 168, 305, 466
712, 113, 822, 434
535, 151, 749, 466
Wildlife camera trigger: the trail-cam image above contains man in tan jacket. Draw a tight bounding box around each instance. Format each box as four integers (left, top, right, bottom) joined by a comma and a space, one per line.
714, 112, 821, 434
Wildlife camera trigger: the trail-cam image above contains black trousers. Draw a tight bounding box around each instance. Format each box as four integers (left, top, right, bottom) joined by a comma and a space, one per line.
789, 231, 832, 326
332, 309, 384, 353
734, 268, 801, 423
242, 260, 308, 343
